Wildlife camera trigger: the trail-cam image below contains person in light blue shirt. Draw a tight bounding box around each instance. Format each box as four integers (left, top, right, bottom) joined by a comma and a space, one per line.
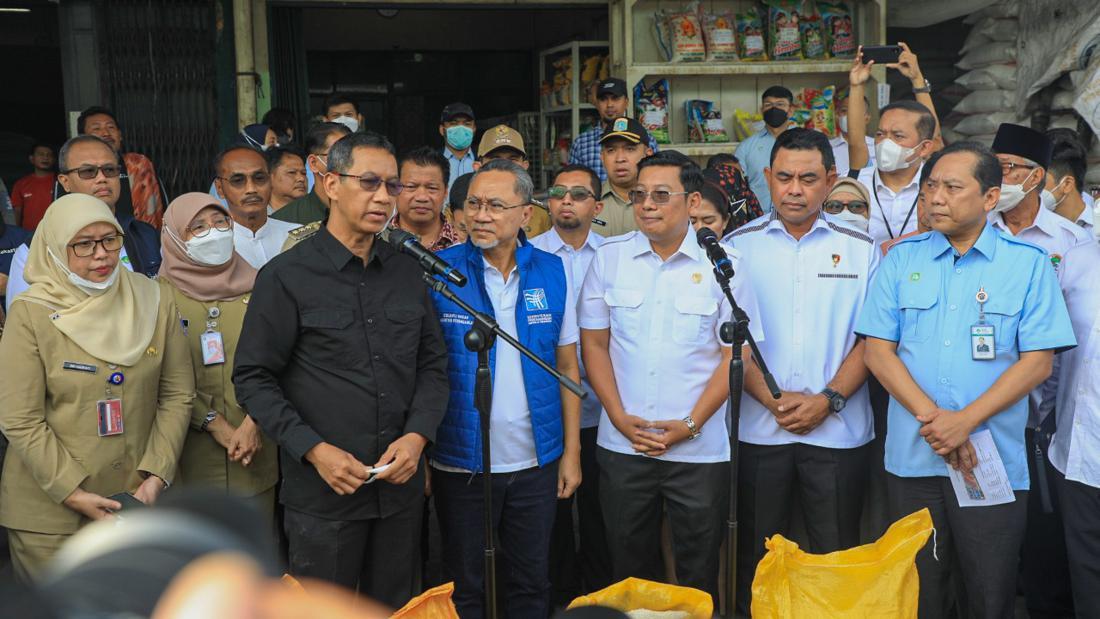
858, 142, 1076, 619
734, 85, 794, 213
439, 102, 477, 191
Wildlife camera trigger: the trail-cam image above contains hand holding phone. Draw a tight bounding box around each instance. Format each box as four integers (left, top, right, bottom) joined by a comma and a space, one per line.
107, 492, 146, 511
860, 45, 902, 65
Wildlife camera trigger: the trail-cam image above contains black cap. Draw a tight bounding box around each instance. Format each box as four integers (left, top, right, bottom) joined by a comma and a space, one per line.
441, 102, 475, 123
992, 123, 1053, 169
600, 117, 649, 145
596, 78, 628, 98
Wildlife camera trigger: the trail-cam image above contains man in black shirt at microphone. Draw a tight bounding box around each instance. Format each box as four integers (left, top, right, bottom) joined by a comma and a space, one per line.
233, 132, 449, 606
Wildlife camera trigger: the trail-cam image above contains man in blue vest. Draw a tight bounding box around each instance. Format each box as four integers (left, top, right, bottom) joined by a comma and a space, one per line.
428, 158, 582, 619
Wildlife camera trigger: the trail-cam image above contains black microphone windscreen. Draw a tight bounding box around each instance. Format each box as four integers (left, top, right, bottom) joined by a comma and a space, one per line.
696, 226, 719, 246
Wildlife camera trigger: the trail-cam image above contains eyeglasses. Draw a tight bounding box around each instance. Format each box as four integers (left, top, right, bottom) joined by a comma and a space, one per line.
187, 215, 233, 238
218, 172, 270, 188
1000, 161, 1036, 175
336, 173, 404, 196
464, 197, 528, 214
823, 200, 869, 215
627, 190, 689, 205
548, 185, 595, 201
62, 164, 122, 180
69, 234, 124, 257
403, 182, 445, 195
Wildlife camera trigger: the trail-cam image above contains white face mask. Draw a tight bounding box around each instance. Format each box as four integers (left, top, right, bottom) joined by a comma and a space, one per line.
832, 208, 870, 232
875, 139, 922, 173
185, 227, 236, 266
49, 247, 119, 296
993, 168, 1038, 214
331, 115, 359, 133
1040, 189, 1057, 211
838, 115, 849, 134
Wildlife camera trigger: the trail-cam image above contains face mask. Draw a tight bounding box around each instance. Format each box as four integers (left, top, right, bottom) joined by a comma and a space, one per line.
993, 168, 1038, 214
762, 108, 789, 129
276, 133, 292, 146
445, 125, 475, 150
1040, 189, 1057, 211
185, 228, 235, 266
331, 115, 359, 133
832, 208, 869, 232
49, 247, 119, 296
838, 115, 849, 134
875, 139, 922, 173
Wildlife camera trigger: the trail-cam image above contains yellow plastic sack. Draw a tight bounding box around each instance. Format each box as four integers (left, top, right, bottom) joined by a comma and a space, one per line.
390, 582, 460, 619
751, 508, 933, 619
567, 577, 713, 618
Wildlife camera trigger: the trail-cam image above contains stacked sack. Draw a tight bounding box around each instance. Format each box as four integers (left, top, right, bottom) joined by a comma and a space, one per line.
942, 1, 1024, 147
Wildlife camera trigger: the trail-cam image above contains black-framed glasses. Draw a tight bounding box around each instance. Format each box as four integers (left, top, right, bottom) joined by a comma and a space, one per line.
217, 172, 270, 188
62, 164, 122, 180
548, 185, 595, 201
823, 200, 869, 215
464, 197, 527, 215
628, 189, 689, 205
1000, 161, 1036, 175
69, 234, 124, 257
336, 173, 404, 196
187, 215, 233, 238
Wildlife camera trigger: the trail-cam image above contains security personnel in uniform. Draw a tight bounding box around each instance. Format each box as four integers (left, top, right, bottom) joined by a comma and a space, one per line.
857, 142, 1076, 618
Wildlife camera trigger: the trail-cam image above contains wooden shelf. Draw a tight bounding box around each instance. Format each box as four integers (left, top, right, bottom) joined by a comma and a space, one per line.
658, 142, 739, 157
543, 103, 596, 114
628, 60, 854, 81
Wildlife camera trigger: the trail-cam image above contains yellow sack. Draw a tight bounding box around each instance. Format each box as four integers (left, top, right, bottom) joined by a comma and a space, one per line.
567, 577, 712, 618
390, 582, 460, 619
751, 508, 933, 619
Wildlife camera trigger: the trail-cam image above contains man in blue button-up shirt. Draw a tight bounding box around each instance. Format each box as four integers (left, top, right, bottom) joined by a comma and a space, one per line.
858, 142, 1075, 619
734, 85, 794, 213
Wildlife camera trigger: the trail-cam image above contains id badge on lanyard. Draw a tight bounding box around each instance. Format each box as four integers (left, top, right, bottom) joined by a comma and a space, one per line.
98, 366, 126, 436
971, 287, 995, 361
201, 306, 226, 366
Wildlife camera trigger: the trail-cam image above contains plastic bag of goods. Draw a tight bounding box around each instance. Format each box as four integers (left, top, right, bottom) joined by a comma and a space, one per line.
654, 6, 706, 63
956, 42, 1017, 70
635, 79, 671, 144
954, 111, 1018, 135
733, 109, 764, 141
806, 85, 837, 136
953, 89, 1015, 114
568, 577, 713, 619
686, 100, 731, 143
765, 0, 805, 60
736, 7, 768, 60
798, 1, 828, 60
700, 8, 739, 62
818, 1, 856, 58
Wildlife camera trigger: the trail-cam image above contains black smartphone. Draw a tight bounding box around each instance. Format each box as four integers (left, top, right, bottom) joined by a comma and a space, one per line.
107, 492, 145, 511
861, 45, 902, 64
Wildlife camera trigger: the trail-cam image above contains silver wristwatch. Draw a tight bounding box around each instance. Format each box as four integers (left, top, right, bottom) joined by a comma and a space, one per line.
200, 410, 217, 432
682, 416, 701, 440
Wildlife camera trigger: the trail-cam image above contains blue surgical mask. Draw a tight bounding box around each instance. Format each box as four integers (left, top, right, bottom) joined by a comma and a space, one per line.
445, 125, 474, 151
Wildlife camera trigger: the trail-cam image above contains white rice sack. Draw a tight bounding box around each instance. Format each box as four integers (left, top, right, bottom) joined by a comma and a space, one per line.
975, 18, 1019, 42
1049, 114, 1078, 130
955, 69, 999, 90
957, 42, 1017, 69
964, 0, 1019, 24
984, 63, 1018, 90
954, 111, 1018, 135
960, 30, 993, 55
942, 126, 966, 145
968, 133, 997, 148
1052, 90, 1075, 110
954, 89, 1015, 114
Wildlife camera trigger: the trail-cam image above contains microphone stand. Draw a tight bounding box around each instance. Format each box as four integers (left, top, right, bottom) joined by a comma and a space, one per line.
421, 272, 586, 619
709, 264, 779, 619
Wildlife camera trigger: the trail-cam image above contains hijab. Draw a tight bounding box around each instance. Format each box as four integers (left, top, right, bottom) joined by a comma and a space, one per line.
19, 194, 161, 366
827, 177, 872, 204
239, 124, 271, 150
159, 193, 257, 302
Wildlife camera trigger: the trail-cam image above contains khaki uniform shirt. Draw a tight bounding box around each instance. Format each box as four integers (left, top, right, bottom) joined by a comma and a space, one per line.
161, 280, 278, 496
0, 293, 194, 535
598, 181, 638, 237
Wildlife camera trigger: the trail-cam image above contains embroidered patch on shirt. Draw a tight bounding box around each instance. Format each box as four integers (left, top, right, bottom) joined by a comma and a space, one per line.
523, 288, 548, 312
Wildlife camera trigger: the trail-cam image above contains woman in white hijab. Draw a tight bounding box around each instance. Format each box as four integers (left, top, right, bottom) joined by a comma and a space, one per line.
0, 194, 194, 581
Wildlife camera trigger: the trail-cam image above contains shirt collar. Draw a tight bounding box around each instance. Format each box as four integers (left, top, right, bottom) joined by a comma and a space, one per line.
929, 223, 998, 261
764, 209, 830, 239
543, 227, 603, 254
991, 206, 1058, 240
874, 163, 923, 193
234, 218, 272, 240
315, 224, 390, 271
442, 148, 474, 163
629, 225, 701, 262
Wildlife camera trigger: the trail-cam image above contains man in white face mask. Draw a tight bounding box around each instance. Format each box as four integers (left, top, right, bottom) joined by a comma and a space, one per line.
1045, 129, 1094, 232
323, 93, 363, 134
830, 94, 875, 176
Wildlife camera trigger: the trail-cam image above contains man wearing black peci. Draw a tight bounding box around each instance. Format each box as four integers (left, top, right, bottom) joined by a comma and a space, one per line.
233, 132, 449, 607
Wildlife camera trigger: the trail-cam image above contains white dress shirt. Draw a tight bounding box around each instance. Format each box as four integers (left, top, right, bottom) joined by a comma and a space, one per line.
531, 227, 604, 429
1050, 242, 1100, 489
5, 242, 134, 311
233, 216, 296, 269
830, 135, 877, 177
725, 212, 879, 448
855, 164, 923, 247
578, 228, 763, 463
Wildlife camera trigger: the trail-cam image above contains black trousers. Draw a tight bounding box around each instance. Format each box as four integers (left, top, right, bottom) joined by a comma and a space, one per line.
887, 474, 1027, 619
597, 447, 728, 604
735, 441, 870, 614
550, 427, 612, 601
1021, 429, 1074, 618
283, 501, 423, 609
1056, 468, 1100, 618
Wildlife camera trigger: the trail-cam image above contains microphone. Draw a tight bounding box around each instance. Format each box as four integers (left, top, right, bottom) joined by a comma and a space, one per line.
381, 227, 468, 287
696, 227, 735, 281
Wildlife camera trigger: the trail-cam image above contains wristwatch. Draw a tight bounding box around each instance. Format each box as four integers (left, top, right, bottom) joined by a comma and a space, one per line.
682, 416, 701, 440
821, 388, 847, 413
913, 79, 932, 94
200, 410, 217, 432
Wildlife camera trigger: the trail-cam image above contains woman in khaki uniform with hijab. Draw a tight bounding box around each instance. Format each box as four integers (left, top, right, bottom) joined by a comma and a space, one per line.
0, 194, 193, 581
158, 193, 277, 521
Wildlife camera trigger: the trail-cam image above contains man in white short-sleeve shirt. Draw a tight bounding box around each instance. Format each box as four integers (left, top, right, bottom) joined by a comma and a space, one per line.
579, 152, 762, 605
724, 128, 879, 614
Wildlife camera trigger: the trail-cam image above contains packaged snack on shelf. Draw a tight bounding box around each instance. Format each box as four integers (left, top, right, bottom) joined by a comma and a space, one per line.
664, 6, 707, 63
806, 85, 837, 136
686, 100, 731, 143
635, 79, 671, 144
765, 0, 805, 60
700, 8, 739, 62
733, 109, 764, 141
736, 8, 768, 61
798, 1, 828, 59
581, 55, 602, 83
818, 1, 856, 58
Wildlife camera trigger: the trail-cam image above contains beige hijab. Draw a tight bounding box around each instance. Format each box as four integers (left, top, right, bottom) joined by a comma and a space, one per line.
18, 194, 161, 366
158, 193, 257, 302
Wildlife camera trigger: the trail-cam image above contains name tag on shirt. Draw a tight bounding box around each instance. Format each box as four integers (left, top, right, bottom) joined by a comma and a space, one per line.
63, 361, 98, 374
971, 324, 995, 360
201, 331, 226, 366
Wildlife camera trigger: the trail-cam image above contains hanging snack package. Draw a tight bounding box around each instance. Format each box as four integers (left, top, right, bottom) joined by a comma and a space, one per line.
665, 5, 707, 63
686, 100, 729, 143
736, 8, 768, 61
808, 85, 837, 136
700, 8, 739, 62
765, 0, 804, 60
635, 79, 671, 144
818, 1, 856, 58
798, 1, 828, 59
